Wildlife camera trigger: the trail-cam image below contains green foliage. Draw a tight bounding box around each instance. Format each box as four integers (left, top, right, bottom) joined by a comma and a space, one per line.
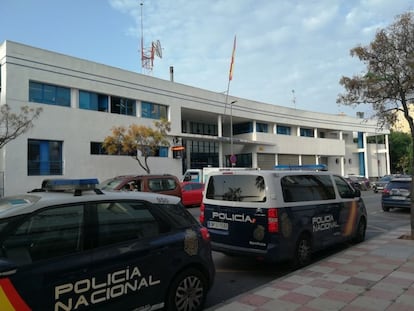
103, 118, 171, 174
389, 131, 413, 174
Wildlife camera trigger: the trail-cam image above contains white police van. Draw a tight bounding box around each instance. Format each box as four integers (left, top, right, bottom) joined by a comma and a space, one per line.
0, 179, 214, 311
200, 170, 367, 266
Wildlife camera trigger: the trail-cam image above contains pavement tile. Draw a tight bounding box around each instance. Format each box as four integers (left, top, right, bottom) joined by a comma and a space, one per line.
294, 306, 320, 311
261, 298, 300, 311
253, 286, 288, 299
238, 293, 272, 307
307, 265, 335, 274
389, 270, 414, 281
354, 271, 384, 282
341, 306, 374, 311
270, 280, 303, 291
296, 269, 325, 278
349, 296, 391, 310
335, 283, 366, 295
386, 302, 414, 311
321, 273, 350, 283
382, 276, 413, 287
395, 292, 414, 306
320, 289, 358, 302
318, 260, 344, 269
293, 285, 328, 298
305, 297, 347, 311
327, 257, 353, 265
344, 250, 367, 257
283, 275, 314, 285
308, 278, 340, 289
371, 282, 405, 295
279, 291, 314, 305
364, 288, 401, 301
212, 301, 256, 311
344, 276, 377, 288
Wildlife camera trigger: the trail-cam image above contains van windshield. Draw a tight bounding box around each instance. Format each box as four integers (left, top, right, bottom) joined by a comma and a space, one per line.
206, 175, 266, 202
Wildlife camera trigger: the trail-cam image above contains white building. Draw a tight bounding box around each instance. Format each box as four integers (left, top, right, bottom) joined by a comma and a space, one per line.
0, 40, 390, 196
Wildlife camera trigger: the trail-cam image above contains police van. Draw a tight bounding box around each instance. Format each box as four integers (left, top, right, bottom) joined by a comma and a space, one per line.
200, 170, 367, 266
0, 179, 215, 311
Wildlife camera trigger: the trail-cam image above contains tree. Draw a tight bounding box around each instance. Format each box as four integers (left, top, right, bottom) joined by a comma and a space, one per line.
103, 118, 171, 174
389, 131, 412, 174
337, 12, 414, 238
0, 105, 42, 149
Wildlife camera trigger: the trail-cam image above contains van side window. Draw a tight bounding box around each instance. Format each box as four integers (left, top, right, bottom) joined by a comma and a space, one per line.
333, 175, 355, 198
206, 175, 266, 202
281, 175, 335, 202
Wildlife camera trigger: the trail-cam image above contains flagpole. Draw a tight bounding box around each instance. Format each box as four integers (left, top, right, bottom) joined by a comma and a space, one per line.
226, 35, 236, 166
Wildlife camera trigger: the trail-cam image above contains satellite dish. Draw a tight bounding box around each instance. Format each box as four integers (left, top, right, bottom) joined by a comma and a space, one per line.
153, 40, 162, 58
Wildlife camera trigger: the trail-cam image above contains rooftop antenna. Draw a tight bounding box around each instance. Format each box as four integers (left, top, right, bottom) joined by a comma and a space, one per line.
140, 2, 162, 74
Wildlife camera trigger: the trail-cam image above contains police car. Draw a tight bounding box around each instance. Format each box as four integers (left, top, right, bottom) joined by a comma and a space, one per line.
0, 179, 214, 311
201, 170, 367, 267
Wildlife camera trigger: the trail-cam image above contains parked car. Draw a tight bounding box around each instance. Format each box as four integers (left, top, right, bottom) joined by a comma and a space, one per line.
373, 174, 408, 193
346, 175, 370, 190
0, 179, 215, 311
99, 174, 182, 198
381, 177, 412, 211
181, 182, 205, 207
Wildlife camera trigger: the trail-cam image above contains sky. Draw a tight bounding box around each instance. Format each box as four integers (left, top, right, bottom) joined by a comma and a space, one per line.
1, 0, 413, 117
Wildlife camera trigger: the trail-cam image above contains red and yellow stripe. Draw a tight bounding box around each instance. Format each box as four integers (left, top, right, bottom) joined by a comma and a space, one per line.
0, 278, 31, 311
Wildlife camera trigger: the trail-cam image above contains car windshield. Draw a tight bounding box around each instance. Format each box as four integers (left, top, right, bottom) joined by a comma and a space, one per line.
99, 178, 123, 190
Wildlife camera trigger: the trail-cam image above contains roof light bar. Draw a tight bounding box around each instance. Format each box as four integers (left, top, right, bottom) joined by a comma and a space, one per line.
42, 178, 99, 191
274, 164, 327, 171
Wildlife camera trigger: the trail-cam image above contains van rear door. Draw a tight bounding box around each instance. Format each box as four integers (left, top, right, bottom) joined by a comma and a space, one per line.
202, 173, 270, 252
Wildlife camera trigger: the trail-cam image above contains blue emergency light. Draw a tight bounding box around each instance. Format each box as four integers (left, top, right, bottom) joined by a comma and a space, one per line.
274, 164, 328, 171
42, 178, 99, 193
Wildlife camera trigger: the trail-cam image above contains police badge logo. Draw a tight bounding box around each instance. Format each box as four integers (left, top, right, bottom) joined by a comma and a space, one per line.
184, 229, 198, 256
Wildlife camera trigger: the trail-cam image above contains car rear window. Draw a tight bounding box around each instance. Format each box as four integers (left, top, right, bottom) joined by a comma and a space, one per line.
281, 174, 335, 202
386, 181, 411, 190
206, 174, 266, 202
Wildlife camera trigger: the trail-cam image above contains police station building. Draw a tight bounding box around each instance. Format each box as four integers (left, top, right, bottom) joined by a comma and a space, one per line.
0, 40, 390, 196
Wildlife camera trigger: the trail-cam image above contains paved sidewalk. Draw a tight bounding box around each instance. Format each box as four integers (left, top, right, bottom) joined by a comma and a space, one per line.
207, 226, 414, 311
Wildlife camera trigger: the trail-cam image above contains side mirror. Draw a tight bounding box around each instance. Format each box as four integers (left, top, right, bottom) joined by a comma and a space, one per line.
0, 259, 17, 277
354, 189, 361, 198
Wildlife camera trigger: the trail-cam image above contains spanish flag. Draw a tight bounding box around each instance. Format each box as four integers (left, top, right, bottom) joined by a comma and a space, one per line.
229, 35, 236, 81
0, 278, 31, 311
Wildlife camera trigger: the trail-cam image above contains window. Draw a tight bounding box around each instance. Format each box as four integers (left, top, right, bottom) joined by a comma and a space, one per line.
111, 96, 135, 116
256, 123, 268, 133
28, 139, 63, 175
206, 174, 266, 202
79, 90, 108, 112
148, 178, 178, 192
281, 175, 335, 202
300, 128, 314, 137
29, 81, 70, 107
142, 102, 167, 119
334, 175, 356, 198
277, 125, 291, 135
233, 122, 253, 135
90, 142, 107, 155
96, 201, 169, 247
2, 205, 83, 264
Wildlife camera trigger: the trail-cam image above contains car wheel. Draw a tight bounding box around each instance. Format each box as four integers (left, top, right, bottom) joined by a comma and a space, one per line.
293, 234, 312, 268
382, 205, 390, 212
353, 218, 366, 243
166, 268, 207, 311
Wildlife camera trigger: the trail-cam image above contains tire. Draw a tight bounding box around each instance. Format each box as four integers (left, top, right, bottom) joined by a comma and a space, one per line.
382, 205, 390, 212
293, 234, 312, 268
353, 218, 366, 243
166, 268, 208, 311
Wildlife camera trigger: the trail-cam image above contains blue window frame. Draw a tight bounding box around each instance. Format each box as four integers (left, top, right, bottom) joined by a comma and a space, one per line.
111, 96, 135, 116
142, 102, 167, 119
277, 125, 291, 135
28, 139, 63, 175
29, 81, 70, 107
256, 122, 268, 133
300, 128, 314, 137
79, 90, 108, 112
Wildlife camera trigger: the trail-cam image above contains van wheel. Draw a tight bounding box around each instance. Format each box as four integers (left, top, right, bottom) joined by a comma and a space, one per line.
293, 234, 312, 268
166, 268, 207, 311
353, 218, 366, 243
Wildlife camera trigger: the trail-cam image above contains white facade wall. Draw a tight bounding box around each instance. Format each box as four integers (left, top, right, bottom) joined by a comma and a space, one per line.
0, 41, 390, 195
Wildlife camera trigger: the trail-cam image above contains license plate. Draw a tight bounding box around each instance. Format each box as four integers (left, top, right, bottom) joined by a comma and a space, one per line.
207, 221, 229, 230
390, 196, 407, 200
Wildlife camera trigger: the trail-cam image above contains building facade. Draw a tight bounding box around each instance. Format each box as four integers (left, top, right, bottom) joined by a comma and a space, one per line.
0, 40, 390, 196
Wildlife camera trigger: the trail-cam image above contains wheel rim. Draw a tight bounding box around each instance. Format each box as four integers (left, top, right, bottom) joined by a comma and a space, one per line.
174, 275, 204, 311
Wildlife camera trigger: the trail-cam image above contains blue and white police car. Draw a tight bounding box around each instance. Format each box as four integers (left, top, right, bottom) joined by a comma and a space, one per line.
0, 179, 215, 311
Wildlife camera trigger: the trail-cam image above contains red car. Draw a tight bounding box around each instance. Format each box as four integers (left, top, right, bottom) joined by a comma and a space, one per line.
181, 182, 205, 207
